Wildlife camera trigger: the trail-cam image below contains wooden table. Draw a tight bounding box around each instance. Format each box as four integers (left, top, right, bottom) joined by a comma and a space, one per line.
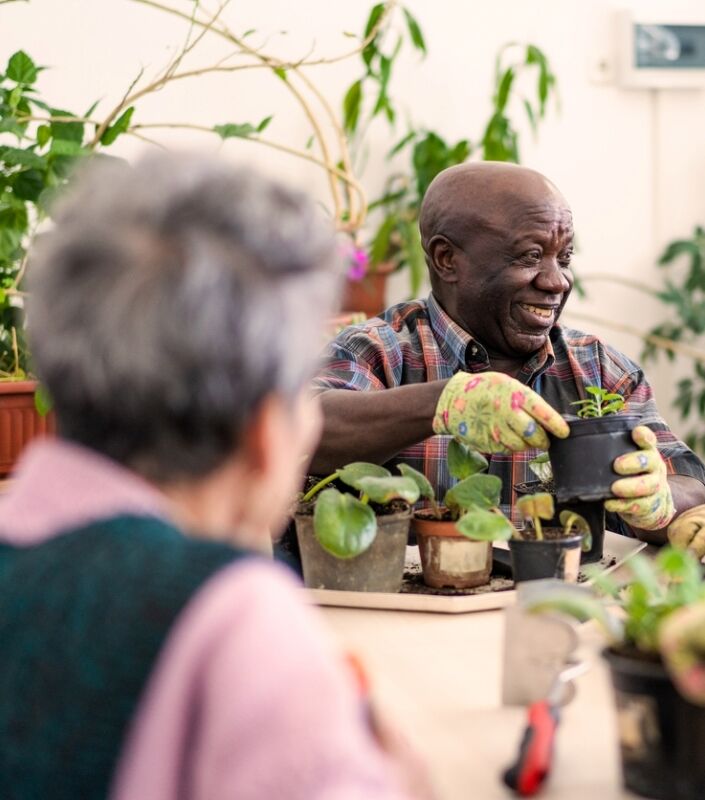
320, 605, 639, 799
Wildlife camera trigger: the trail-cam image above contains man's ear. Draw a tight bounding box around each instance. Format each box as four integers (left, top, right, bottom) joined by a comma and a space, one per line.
427, 234, 460, 284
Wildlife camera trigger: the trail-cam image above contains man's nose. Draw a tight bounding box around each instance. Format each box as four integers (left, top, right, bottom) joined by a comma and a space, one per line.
535, 259, 571, 294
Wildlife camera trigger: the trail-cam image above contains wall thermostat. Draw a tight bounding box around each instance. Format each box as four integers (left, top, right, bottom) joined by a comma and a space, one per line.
618, 9, 705, 88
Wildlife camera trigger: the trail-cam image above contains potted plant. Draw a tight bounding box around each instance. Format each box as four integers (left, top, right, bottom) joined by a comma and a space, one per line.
294, 462, 420, 592
548, 387, 639, 504
526, 547, 705, 799
508, 493, 591, 583
405, 440, 515, 589
515, 452, 606, 563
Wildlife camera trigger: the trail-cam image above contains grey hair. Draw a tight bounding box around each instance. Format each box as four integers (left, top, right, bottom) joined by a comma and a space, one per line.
27, 152, 341, 481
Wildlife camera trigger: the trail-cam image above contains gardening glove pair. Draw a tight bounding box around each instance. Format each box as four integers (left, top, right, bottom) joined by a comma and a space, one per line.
432, 371, 569, 454
604, 425, 675, 531
668, 505, 705, 559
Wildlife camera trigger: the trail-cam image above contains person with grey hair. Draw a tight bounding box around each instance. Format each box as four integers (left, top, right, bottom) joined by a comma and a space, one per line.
0, 153, 431, 800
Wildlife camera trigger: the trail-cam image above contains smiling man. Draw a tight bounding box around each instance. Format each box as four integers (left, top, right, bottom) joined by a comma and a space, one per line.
312, 162, 705, 543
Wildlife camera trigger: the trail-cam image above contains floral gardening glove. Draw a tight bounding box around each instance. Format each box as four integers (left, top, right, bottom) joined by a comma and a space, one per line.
668, 505, 705, 559
604, 425, 675, 531
432, 371, 569, 453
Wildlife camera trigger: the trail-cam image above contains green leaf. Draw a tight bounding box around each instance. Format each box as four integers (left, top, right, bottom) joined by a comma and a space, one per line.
342, 79, 362, 133
401, 218, 426, 297
402, 8, 426, 54
100, 106, 134, 146
370, 213, 397, 265
11, 169, 44, 201
455, 507, 513, 541
398, 463, 435, 501
49, 139, 87, 157
0, 146, 46, 170
7, 51, 37, 85
387, 130, 415, 158
50, 108, 84, 144
364, 2, 385, 39
447, 438, 488, 480
355, 475, 420, 505
445, 473, 502, 511
495, 67, 515, 112
36, 124, 51, 148
517, 492, 555, 521
33, 384, 52, 416
313, 488, 377, 558
337, 461, 390, 491
214, 117, 271, 140
273, 66, 287, 81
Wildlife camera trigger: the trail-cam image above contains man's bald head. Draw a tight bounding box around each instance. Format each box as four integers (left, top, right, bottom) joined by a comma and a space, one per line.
419, 162, 569, 254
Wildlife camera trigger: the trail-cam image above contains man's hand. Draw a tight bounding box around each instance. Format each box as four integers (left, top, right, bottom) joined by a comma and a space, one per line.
668, 505, 705, 559
605, 425, 675, 531
432, 371, 569, 453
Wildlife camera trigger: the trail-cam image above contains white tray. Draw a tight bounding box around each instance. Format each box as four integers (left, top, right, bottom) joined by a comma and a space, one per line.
308, 530, 645, 614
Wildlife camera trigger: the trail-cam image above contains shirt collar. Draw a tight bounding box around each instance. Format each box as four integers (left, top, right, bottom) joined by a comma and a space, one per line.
0, 438, 171, 546
427, 292, 557, 379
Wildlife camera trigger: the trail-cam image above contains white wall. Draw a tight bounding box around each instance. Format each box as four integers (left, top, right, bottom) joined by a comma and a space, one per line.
4, 0, 705, 435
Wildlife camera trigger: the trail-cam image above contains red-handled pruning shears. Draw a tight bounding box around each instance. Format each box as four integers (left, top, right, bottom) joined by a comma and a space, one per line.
502, 661, 587, 796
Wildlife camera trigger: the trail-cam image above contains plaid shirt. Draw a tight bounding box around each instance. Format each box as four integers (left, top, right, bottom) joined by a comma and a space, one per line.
314, 294, 705, 518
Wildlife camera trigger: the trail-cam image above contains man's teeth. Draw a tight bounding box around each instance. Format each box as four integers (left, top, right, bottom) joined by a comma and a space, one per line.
521, 303, 553, 318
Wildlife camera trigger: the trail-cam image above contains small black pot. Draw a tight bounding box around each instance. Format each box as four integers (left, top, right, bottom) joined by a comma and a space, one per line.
548, 414, 640, 503
605, 647, 705, 800
508, 534, 582, 583
514, 481, 606, 563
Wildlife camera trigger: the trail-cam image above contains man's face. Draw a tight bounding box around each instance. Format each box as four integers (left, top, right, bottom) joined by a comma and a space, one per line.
452, 195, 574, 359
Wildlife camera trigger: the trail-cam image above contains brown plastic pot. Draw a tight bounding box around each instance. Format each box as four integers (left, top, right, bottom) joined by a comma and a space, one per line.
412, 515, 492, 589
605, 647, 705, 799
0, 380, 56, 477
294, 508, 411, 592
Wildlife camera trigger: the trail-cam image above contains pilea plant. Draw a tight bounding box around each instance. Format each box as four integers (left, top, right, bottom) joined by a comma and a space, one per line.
516, 492, 591, 551
571, 386, 626, 419
301, 462, 420, 558
401, 439, 516, 542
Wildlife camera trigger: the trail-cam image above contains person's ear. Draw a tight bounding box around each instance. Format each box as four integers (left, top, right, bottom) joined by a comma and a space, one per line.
427, 235, 460, 284
240, 396, 279, 477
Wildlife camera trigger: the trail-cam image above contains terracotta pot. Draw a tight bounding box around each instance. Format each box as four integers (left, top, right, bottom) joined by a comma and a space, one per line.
340, 262, 395, 318
0, 380, 56, 477
294, 508, 411, 592
413, 515, 492, 590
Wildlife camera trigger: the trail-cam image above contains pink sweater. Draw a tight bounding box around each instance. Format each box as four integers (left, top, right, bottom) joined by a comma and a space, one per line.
0, 440, 412, 800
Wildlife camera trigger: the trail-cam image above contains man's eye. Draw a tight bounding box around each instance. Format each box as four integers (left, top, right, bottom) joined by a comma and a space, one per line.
521, 250, 542, 263
558, 250, 574, 267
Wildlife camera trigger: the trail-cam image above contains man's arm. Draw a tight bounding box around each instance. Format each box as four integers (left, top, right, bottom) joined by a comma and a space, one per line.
310, 382, 448, 475
630, 474, 705, 545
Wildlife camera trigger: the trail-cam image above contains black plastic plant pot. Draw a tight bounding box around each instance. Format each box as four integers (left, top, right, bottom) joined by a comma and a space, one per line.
548, 415, 640, 504
514, 481, 606, 564
507, 534, 582, 583
604, 647, 705, 800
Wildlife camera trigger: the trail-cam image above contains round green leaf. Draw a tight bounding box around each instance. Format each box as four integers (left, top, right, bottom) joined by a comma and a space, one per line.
355, 475, 420, 505
398, 462, 435, 501
445, 474, 502, 511
517, 492, 555, 521
7, 51, 37, 85
455, 507, 514, 541
447, 438, 488, 480
313, 488, 377, 558
337, 461, 390, 490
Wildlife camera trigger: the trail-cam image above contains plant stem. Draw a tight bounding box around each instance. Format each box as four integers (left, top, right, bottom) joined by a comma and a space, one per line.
534, 516, 543, 541
301, 472, 338, 502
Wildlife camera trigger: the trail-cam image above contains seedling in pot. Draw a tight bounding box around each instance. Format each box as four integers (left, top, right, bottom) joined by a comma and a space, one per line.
528, 451, 553, 485
571, 386, 625, 419
300, 462, 420, 558
516, 493, 591, 552
399, 439, 516, 542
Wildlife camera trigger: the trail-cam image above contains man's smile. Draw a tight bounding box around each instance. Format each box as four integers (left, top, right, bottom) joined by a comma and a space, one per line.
515, 302, 559, 328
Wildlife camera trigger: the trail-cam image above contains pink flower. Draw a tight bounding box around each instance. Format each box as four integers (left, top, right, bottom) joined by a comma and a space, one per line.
511, 391, 525, 410
464, 377, 482, 392
343, 245, 369, 282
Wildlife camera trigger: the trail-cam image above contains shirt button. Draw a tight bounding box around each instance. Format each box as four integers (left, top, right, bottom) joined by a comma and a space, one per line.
470, 346, 478, 356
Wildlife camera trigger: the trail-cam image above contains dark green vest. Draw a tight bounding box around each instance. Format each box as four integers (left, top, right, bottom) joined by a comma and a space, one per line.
0, 514, 251, 799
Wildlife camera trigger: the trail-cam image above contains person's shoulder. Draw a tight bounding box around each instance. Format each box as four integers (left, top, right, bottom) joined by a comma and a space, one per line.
554, 324, 643, 377
336, 298, 429, 340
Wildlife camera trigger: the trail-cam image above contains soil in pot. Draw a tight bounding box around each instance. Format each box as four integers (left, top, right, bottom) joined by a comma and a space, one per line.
508, 528, 582, 583
412, 509, 492, 590
514, 480, 605, 564
548, 414, 640, 504
294, 499, 411, 592
605, 646, 705, 800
